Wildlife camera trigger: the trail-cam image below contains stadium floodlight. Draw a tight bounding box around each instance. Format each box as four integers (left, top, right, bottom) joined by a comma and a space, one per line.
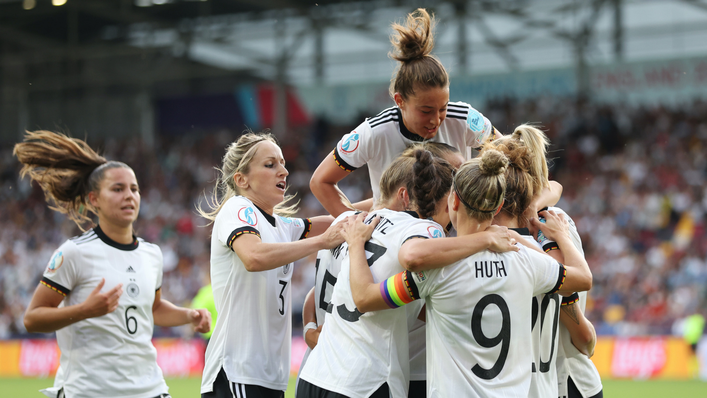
52, 0, 66, 5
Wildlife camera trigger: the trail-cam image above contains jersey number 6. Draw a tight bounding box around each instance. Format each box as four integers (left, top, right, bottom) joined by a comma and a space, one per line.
125, 306, 138, 335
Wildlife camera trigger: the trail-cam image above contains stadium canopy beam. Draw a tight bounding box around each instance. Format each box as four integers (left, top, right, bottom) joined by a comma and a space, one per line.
613, 0, 623, 61
455, 0, 468, 74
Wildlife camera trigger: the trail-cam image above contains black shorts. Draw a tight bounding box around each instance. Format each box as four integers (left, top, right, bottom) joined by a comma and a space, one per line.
567, 376, 603, 398
296, 379, 389, 398
408, 380, 426, 398
202, 368, 284, 398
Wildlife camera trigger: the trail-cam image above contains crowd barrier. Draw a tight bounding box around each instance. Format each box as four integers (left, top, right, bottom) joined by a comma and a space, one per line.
0, 336, 704, 379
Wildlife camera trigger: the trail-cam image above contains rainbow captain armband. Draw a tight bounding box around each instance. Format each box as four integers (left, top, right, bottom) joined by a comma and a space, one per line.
380, 271, 420, 308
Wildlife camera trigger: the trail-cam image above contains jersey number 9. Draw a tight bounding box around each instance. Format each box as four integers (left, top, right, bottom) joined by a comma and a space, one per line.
471, 294, 510, 380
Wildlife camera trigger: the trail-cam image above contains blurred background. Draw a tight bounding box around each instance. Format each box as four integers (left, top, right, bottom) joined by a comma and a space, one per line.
1, 0, 707, 391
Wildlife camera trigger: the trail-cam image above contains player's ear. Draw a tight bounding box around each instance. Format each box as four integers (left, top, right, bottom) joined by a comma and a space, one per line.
393, 92, 405, 109
450, 191, 461, 212
234, 173, 248, 190
88, 190, 99, 208
397, 187, 410, 210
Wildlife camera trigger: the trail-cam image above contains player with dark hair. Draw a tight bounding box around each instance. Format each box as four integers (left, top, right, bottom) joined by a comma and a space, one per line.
14, 130, 212, 398
310, 8, 504, 219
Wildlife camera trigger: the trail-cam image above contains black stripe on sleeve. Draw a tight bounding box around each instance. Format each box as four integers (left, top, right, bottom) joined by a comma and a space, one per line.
445, 113, 467, 120
227, 227, 260, 251
548, 263, 567, 294
403, 271, 421, 300
40, 277, 70, 297
561, 292, 580, 306
332, 148, 357, 172
402, 235, 429, 245
299, 218, 312, 240
542, 240, 560, 252
369, 115, 399, 128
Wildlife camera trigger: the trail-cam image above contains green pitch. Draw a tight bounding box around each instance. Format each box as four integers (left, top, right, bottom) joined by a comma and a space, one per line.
1, 377, 707, 397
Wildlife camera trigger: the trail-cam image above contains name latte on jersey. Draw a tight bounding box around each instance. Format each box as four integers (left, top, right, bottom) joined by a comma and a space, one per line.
474, 260, 508, 278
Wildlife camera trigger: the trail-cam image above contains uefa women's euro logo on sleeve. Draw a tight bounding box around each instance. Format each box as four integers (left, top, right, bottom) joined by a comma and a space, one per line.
238, 206, 258, 227
339, 132, 360, 154
427, 226, 444, 239
46, 250, 64, 274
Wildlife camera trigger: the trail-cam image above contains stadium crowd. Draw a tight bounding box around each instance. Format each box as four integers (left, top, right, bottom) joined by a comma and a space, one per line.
0, 96, 705, 339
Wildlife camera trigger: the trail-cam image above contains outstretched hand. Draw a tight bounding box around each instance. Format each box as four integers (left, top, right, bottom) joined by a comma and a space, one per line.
341, 213, 379, 246
484, 225, 519, 253
320, 219, 348, 249
189, 308, 212, 333
81, 278, 123, 319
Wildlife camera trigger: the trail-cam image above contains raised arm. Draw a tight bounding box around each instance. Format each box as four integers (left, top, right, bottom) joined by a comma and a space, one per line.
344, 214, 387, 312
24, 278, 123, 333
398, 225, 518, 272
531, 210, 592, 294
310, 154, 359, 217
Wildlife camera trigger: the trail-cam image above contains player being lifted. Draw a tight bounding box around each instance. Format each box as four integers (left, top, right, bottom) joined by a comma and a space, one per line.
310, 8, 504, 219
15, 131, 212, 398
340, 149, 592, 397
197, 132, 346, 398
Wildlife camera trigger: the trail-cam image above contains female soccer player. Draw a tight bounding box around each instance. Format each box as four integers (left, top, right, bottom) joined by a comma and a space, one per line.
297, 144, 516, 397
341, 149, 592, 397
310, 8, 502, 218
299, 147, 519, 398
198, 132, 345, 398
14, 130, 212, 398
492, 125, 602, 398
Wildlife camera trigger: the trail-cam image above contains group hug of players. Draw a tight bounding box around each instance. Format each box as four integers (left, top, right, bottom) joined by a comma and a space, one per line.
12, 7, 602, 398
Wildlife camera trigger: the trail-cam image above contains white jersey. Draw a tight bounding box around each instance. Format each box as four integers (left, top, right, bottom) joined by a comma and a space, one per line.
517, 225, 562, 398
39, 227, 168, 398
300, 210, 445, 398
546, 208, 603, 398
298, 211, 355, 377
333, 103, 495, 201
408, 244, 567, 398
201, 196, 310, 393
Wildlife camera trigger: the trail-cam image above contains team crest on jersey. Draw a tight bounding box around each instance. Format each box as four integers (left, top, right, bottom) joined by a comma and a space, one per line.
45, 250, 64, 274
427, 226, 443, 239
238, 206, 258, 226
339, 132, 360, 154
126, 282, 140, 298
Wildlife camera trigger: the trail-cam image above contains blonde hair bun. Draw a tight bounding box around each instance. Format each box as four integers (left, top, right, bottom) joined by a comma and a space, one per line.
479, 149, 509, 176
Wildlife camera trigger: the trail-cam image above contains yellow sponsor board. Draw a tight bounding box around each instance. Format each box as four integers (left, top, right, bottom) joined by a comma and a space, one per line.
591, 337, 692, 379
